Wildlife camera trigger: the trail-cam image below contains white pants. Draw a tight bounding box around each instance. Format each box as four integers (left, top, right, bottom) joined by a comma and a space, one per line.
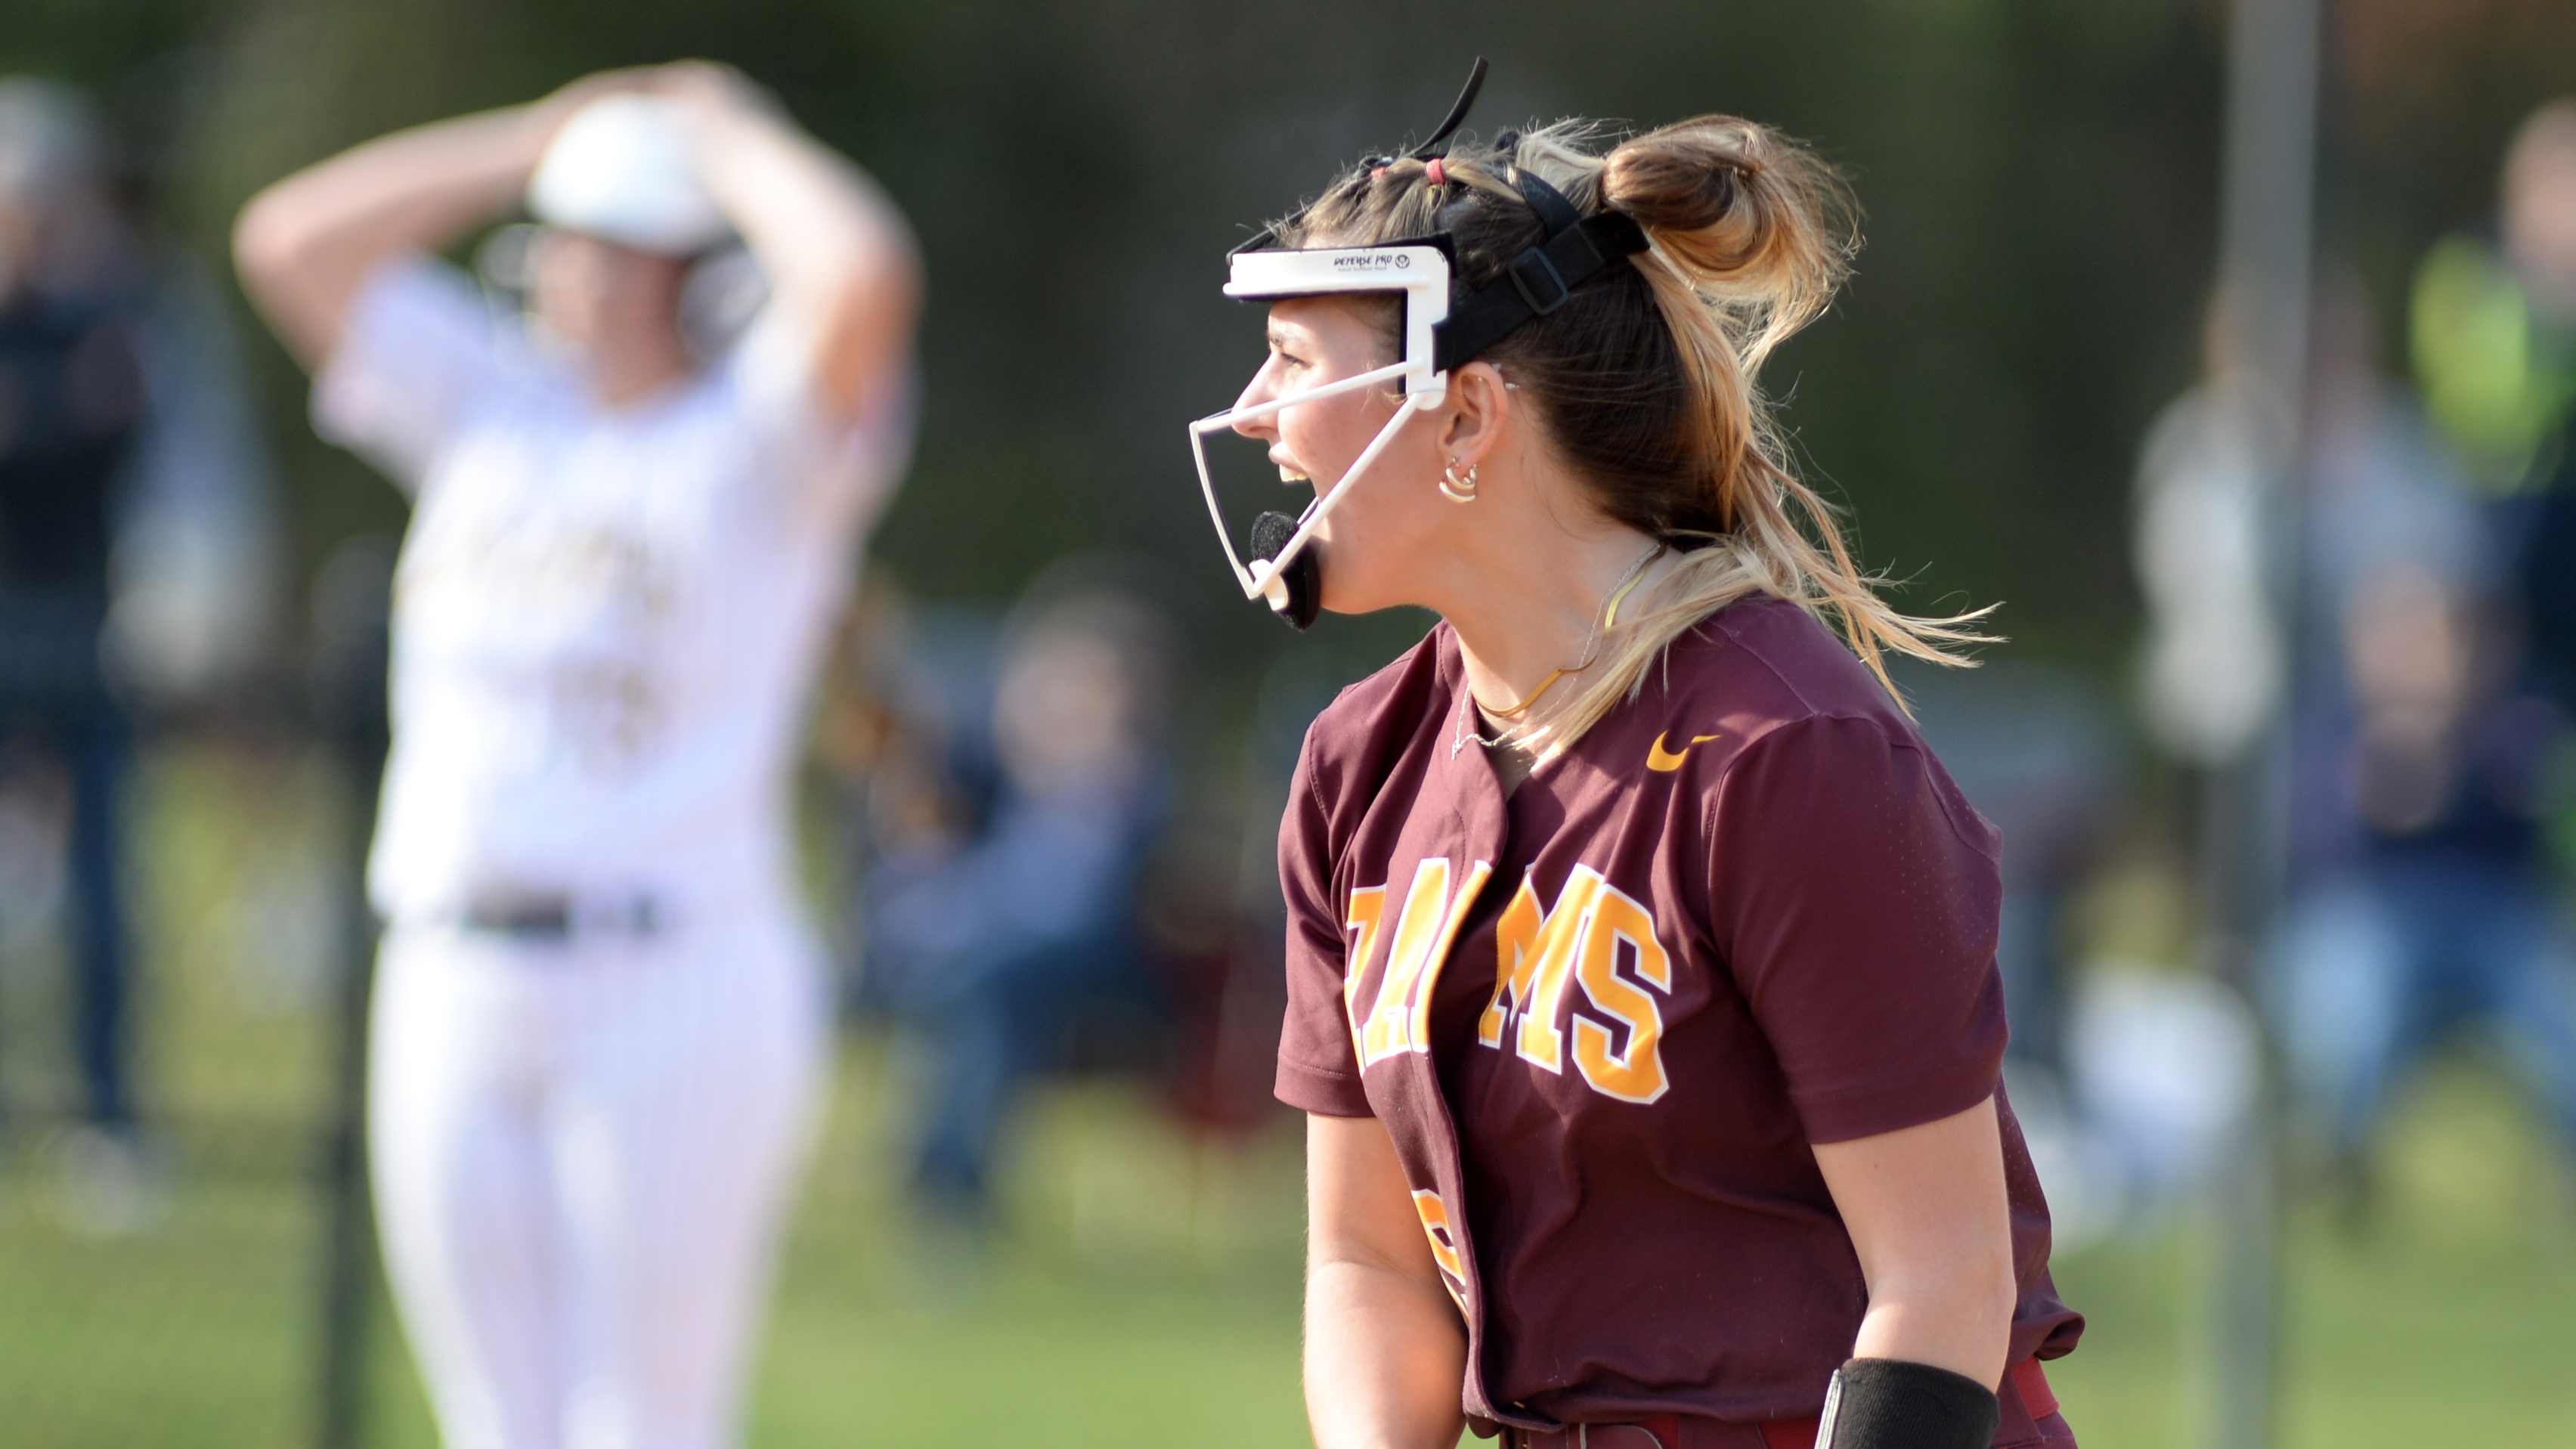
369, 911, 827, 1449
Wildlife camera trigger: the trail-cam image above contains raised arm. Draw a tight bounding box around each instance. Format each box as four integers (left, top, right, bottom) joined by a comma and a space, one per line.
1810, 1094, 2018, 1389
652, 63, 921, 423
1304, 1113, 1467, 1449
231, 80, 620, 368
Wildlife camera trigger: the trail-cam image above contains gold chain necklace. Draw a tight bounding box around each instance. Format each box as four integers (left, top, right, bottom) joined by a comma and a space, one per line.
1452, 540, 1665, 758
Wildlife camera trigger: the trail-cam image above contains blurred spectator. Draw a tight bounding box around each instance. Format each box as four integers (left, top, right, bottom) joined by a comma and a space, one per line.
1902, 660, 2122, 1074
1905, 661, 2268, 1243
2061, 955, 2259, 1238
2120, 293, 2299, 1234
2410, 100, 2576, 498
2420, 101, 2576, 721
862, 569, 1173, 1228
2133, 306, 2289, 770
1149, 649, 1347, 1140
0, 75, 277, 1233
2277, 274, 2576, 1196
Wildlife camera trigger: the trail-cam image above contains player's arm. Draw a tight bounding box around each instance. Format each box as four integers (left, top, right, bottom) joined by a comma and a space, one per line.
231, 76, 631, 368
649, 62, 922, 423
1305, 1113, 1467, 1449
1811, 1093, 2017, 1388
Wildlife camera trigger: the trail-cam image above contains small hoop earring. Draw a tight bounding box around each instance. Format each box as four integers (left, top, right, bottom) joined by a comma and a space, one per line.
1439, 460, 1480, 503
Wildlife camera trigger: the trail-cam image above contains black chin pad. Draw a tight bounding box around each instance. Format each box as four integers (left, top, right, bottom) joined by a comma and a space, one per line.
1818, 1359, 2002, 1449
1248, 510, 1322, 632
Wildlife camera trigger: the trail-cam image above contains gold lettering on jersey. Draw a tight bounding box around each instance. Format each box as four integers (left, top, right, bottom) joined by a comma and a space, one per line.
1478, 865, 1605, 1071
1343, 885, 1386, 1025
1358, 858, 1494, 1067
1410, 1188, 1469, 1310
1478, 867, 1673, 1103
1570, 887, 1673, 1103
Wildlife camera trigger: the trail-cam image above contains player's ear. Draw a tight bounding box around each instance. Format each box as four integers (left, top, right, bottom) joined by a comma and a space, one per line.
1438, 361, 1512, 469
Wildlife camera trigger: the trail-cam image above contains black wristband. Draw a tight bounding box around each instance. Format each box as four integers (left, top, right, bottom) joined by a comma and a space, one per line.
1816, 1359, 2001, 1449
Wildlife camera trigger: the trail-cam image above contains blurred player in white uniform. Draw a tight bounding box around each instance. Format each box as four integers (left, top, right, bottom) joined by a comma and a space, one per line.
234, 63, 920, 1449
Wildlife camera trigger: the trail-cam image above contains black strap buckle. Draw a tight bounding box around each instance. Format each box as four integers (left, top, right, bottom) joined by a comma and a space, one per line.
1432, 212, 1650, 373
1508, 249, 1571, 314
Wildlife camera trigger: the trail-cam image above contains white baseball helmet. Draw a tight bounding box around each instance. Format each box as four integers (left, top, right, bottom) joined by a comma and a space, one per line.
527, 94, 729, 256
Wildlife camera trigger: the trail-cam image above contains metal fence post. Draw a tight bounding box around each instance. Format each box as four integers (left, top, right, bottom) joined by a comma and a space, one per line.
2204, 0, 2319, 1444
309, 536, 396, 1449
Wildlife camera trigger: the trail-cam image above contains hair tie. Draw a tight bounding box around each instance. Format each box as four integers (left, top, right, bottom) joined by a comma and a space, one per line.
1424, 156, 1447, 186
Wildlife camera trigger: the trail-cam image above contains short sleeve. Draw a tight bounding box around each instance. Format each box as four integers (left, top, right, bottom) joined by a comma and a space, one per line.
724, 309, 916, 534
311, 255, 525, 493
1274, 730, 1373, 1117
1708, 714, 2007, 1144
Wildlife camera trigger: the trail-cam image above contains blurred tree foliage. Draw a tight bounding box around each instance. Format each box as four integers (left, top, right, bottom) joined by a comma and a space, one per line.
5, 0, 2575, 707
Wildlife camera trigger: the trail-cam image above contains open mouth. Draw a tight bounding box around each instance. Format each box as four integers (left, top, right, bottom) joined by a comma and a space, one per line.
1188, 240, 1453, 629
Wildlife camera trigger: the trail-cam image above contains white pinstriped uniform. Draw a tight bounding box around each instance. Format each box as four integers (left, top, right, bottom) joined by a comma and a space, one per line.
314, 255, 906, 1449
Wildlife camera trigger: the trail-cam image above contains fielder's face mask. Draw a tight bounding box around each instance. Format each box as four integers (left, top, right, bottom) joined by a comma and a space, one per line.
1186, 59, 1649, 630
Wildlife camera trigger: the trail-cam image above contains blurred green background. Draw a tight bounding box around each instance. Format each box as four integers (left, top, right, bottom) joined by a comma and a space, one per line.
12, 753, 2576, 1446
6, 1, 2576, 1446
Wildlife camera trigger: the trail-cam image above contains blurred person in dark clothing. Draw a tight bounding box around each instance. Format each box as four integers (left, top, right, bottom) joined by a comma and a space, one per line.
0, 76, 279, 1234
2418, 101, 2576, 707
0, 77, 154, 1215
1901, 663, 2119, 1077
2277, 275, 2576, 1190
862, 577, 1172, 1227
2412, 101, 2576, 499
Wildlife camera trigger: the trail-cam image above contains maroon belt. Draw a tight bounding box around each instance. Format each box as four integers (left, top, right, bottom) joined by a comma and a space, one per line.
1503, 1359, 2060, 1449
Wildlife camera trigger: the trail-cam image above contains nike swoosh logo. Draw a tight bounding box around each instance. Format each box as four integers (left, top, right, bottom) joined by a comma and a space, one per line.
1646, 730, 1722, 772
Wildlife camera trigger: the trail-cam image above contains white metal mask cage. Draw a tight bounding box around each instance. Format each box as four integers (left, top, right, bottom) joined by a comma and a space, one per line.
1184, 242, 1453, 616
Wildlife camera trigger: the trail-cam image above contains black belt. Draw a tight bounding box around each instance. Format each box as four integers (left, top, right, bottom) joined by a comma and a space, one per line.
455, 891, 663, 942
1503, 1415, 1800, 1449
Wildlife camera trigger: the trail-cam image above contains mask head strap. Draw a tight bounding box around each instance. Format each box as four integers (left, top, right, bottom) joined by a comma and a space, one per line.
1512, 166, 1583, 240
1431, 201, 1648, 373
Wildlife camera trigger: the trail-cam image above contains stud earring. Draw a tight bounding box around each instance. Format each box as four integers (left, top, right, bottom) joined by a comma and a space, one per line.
1439, 459, 1481, 503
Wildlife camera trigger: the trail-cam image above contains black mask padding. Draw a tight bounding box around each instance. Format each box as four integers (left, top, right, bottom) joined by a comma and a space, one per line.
1249, 510, 1322, 632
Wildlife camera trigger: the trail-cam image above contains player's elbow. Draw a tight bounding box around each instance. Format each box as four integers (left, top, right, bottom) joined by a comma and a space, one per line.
232, 182, 358, 367
832, 224, 924, 336
231, 184, 313, 299
1965, 1243, 2020, 1339
807, 238, 923, 416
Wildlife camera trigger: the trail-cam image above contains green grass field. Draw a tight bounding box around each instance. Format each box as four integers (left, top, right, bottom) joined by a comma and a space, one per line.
6, 746, 2576, 1447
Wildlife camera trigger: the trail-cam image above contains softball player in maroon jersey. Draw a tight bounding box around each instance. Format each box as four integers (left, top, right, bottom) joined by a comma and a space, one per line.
1183, 68, 2080, 1449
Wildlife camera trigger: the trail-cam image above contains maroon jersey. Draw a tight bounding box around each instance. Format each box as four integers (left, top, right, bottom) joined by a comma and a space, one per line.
1276, 596, 2081, 1440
